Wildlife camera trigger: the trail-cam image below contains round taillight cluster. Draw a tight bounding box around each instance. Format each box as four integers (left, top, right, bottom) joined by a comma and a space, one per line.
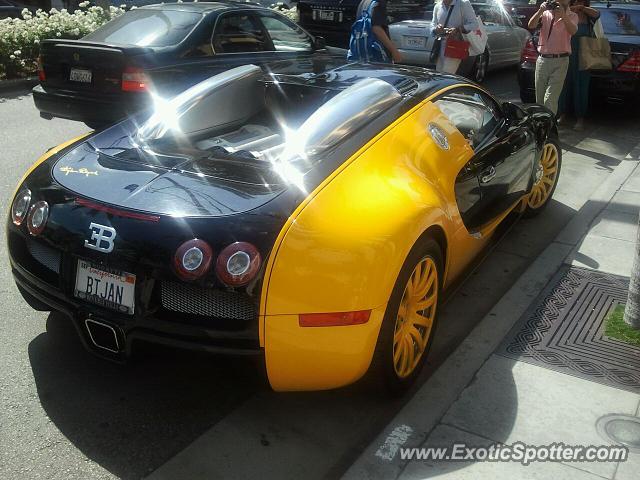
173, 239, 261, 286
217, 242, 261, 287
11, 189, 31, 226
27, 201, 50, 236
173, 239, 213, 281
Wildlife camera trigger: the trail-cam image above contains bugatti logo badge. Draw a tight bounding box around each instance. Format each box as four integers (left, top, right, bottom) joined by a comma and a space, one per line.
428, 123, 449, 150
84, 223, 116, 253
73, 53, 80, 62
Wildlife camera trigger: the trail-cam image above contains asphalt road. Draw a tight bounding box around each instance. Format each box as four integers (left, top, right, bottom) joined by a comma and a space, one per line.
0, 68, 638, 480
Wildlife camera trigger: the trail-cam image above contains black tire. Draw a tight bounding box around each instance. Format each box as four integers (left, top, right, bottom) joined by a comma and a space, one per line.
520, 89, 536, 104
368, 237, 443, 394
472, 50, 489, 83
523, 134, 562, 218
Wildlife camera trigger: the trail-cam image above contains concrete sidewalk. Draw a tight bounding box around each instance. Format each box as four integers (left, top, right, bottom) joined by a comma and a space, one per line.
344, 142, 640, 479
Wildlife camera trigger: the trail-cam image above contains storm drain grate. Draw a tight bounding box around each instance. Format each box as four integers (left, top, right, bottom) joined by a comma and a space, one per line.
496, 266, 640, 393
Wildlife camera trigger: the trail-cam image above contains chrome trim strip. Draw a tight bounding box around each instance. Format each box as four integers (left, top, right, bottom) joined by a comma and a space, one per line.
85, 318, 121, 354
138, 64, 263, 139
284, 77, 402, 158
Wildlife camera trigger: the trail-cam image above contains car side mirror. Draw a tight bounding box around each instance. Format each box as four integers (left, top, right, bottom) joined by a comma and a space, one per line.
314, 36, 327, 50
502, 101, 524, 122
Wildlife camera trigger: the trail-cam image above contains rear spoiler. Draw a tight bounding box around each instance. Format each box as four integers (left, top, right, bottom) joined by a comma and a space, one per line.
39, 39, 154, 56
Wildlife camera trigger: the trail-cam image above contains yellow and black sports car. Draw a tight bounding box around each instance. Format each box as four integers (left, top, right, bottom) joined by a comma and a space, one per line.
7, 61, 560, 392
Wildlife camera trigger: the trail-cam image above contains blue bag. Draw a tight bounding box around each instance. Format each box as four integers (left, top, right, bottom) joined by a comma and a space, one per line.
347, 0, 389, 63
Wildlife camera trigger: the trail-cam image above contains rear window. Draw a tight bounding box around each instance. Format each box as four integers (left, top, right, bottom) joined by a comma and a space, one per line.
599, 9, 640, 36
83, 9, 202, 47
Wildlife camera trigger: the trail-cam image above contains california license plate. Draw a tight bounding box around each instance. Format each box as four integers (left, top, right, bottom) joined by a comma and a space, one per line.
313, 9, 342, 22
69, 68, 92, 83
404, 36, 426, 49
74, 260, 136, 314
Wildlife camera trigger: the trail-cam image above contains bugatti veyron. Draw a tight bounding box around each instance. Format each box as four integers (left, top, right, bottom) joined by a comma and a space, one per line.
8, 61, 560, 391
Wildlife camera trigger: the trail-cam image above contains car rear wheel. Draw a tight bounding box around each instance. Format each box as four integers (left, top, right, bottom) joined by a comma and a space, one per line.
368, 237, 442, 393
523, 136, 562, 217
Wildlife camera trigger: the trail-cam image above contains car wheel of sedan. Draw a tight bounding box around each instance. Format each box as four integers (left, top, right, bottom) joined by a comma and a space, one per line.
523, 136, 562, 217
472, 50, 489, 83
369, 237, 442, 393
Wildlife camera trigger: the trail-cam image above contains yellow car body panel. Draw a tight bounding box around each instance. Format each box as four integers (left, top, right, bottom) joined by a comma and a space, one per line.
12, 133, 91, 199
261, 95, 504, 391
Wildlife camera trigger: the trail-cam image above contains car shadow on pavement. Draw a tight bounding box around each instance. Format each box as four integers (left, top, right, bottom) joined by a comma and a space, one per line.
0, 88, 34, 103
28, 313, 267, 480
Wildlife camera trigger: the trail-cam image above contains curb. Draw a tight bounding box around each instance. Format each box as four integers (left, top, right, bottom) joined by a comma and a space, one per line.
0, 77, 38, 94
342, 154, 640, 479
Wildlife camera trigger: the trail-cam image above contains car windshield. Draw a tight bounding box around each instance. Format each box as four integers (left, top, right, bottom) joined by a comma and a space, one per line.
83, 9, 202, 47
599, 9, 640, 36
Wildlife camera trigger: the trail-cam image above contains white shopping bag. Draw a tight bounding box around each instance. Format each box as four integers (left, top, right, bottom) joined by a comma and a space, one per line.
593, 18, 605, 39
464, 17, 488, 56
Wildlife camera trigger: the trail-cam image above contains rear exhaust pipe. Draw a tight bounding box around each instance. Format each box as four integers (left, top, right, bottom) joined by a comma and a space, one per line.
85, 318, 121, 353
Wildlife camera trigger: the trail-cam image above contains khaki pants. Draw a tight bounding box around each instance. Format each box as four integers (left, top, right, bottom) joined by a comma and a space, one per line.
535, 56, 569, 115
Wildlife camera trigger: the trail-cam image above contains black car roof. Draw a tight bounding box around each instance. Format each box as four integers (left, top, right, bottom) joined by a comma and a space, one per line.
269, 61, 464, 99
139, 1, 266, 13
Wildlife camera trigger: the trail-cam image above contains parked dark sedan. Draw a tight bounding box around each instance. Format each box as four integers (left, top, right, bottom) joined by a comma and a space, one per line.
0, 0, 37, 19
518, 1, 640, 106
33, 1, 333, 128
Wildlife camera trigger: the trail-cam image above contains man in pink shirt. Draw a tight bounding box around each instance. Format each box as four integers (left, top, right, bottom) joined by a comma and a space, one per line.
528, 0, 578, 115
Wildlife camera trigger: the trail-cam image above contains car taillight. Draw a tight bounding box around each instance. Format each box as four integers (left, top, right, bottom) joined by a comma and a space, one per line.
618, 51, 640, 73
37, 55, 45, 82
122, 66, 148, 92
216, 242, 261, 286
27, 201, 49, 236
521, 38, 538, 64
11, 188, 31, 226
173, 239, 213, 281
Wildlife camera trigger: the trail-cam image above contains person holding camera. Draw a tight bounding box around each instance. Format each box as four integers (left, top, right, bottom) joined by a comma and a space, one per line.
558, 0, 600, 131
431, 0, 479, 74
528, 0, 578, 115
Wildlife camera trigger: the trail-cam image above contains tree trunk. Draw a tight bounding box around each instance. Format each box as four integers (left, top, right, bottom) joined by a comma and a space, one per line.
624, 212, 640, 329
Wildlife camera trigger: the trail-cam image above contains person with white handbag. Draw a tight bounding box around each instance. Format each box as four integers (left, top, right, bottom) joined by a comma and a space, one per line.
558, 0, 602, 131
431, 0, 478, 74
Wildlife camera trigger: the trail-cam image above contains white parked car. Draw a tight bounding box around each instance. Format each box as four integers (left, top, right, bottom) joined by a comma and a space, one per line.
390, 2, 531, 82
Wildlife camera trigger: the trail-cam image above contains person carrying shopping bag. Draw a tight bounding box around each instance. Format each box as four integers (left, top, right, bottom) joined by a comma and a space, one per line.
528, 0, 579, 115
348, 0, 403, 63
558, 0, 601, 131
431, 0, 478, 74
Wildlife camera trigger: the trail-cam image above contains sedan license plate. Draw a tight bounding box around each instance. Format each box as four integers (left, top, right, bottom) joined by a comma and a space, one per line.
404, 36, 426, 49
313, 9, 342, 22
74, 260, 136, 314
69, 68, 92, 83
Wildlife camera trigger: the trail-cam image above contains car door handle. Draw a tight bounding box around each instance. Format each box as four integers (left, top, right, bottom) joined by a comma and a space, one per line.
480, 166, 496, 183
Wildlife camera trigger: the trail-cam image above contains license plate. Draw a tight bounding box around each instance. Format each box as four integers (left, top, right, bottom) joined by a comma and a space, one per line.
69, 68, 92, 83
313, 9, 342, 22
74, 260, 136, 314
404, 36, 426, 49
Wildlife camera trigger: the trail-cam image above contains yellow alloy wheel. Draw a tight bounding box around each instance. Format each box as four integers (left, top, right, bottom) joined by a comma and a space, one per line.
392, 256, 438, 378
527, 142, 559, 209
